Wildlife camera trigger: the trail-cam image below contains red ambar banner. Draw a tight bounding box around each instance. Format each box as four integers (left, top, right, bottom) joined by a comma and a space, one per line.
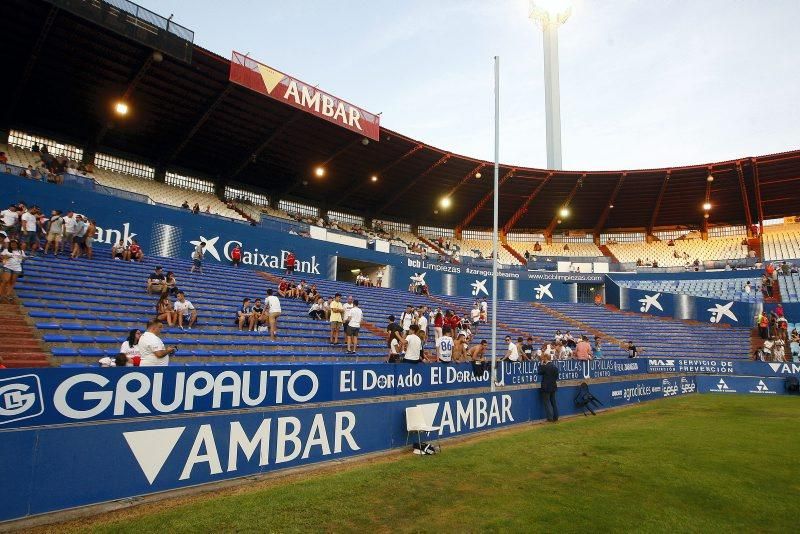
229, 51, 380, 141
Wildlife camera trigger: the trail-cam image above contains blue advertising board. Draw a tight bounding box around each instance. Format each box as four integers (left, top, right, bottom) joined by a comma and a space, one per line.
617, 286, 755, 326
646, 358, 800, 377
0, 376, 696, 522
695, 375, 793, 396
0, 360, 652, 430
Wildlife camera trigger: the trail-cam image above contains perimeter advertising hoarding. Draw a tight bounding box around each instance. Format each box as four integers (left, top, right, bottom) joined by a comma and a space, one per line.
0, 360, 646, 430
1, 377, 695, 522
229, 51, 380, 141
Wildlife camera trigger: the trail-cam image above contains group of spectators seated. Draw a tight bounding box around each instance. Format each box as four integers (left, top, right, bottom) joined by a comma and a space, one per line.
181, 200, 214, 215
1, 201, 98, 259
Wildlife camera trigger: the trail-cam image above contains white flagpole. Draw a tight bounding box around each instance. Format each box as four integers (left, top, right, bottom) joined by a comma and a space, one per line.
490, 56, 500, 392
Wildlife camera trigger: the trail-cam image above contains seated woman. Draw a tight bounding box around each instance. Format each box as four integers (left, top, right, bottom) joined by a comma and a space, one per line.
308, 297, 325, 320
165, 271, 179, 296
156, 294, 176, 326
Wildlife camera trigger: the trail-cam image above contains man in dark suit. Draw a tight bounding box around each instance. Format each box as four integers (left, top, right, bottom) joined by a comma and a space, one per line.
538, 354, 559, 422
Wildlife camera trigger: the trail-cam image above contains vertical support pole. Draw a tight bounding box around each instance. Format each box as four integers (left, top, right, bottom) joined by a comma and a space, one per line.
491, 56, 500, 392
542, 24, 562, 170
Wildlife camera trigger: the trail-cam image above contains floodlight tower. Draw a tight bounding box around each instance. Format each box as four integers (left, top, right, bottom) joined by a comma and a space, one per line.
530, 0, 572, 170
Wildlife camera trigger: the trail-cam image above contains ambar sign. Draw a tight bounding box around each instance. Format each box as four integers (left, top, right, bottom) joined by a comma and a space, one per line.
230, 51, 380, 140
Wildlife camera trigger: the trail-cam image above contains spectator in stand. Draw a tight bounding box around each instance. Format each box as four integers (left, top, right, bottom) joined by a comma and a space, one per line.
763, 275, 773, 298
84, 219, 97, 260
20, 206, 39, 254
119, 329, 142, 366
265, 288, 281, 340
467, 339, 488, 364
538, 353, 559, 423
0, 205, 18, 239
306, 283, 319, 303
308, 297, 325, 320
403, 324, 424, 364
285, 251, 296, 275
329, 293, 344, 345
231, 244, 242, 267
237, 298, 254, 330
192, 203, 200, 214
191, 241, 205, 274
593, 336, 604, 359
204, 205, 211, 214
165, 271, 179, 296
174, 291, 197, 330
181, 200, 190, 209
470, 303, 481, 333
70, 214, 89, 259
62, 211, 77, 251
376, 269, 383, 287
452, 332, 468, 363
416, 306, 429, 346
744, 281, 752, 294
155, 294, 176, 327
433, 310, 444, 345
626, 341, 640, 358
0, 151, 7, 164
0, 239, 26, 302
344, 299, 363, 354
138, 319, 177, 367
437, 326, 454, 363
503, 336, 520, 362
43, 209, 65, 255
251, 298, 267, 331
147, 266, 167, 294
575, 335, 593, 360
386, 314, 404, 354
111, 239, 126, 260
277, 278, 290, 298
521, 337, 535, 360
400, 305, 415, 335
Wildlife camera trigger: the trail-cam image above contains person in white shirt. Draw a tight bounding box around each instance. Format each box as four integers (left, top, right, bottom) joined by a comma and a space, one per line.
1, 205, 19, 238
470, 304, 481, 333
119, 329, 142, 366
416, 308, 429, 345
400, 305, 414, 334
138, 319, 177, 367
265, 288, 281, 341
403, 325, 424, 364
504, 336, 520, 362
376, 269, 384, 287
744, 281, 752, 294
20, 207, 39, 253
437, 326, 454, 363
174, 291, 197, 329
344, 299, 363, 354
0, 239, 27, 302
479, 298, 488, 322
191, 242, 205, 273
388, 335, 402, 362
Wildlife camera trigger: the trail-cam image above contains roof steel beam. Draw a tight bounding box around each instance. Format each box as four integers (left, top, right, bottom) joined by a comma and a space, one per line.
455, 168, 515, 233
647, 171, 670, 235
373, 153, 452, 217
593, 173, 626, 235
4, 5, 58, 125
751, 157, 765, 229
702, 168, 713, 234
162, 85, 232, 165
735, 163, 753, 229
502, 173, 553, 234
545, 174, 583, 236
282, 136, 364, 198
328, 144, 424, 211
226, 110, 304, 181
444, 163, 485, 199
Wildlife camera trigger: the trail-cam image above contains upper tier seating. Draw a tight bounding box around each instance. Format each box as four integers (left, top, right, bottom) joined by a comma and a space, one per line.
608, 236, 748, 267
762, 226, 800, 261
509, 241, 602, 259
615, 275, 763, 303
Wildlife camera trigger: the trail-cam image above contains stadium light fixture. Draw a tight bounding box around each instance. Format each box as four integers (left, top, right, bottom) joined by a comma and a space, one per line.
440, 197, 452, 209
559, 206, 570, 218
702, 202, 711, 211
475, 172, 482, 179
529, 0, 573, 170
370, 175, 378, 182
707, 174, 714, 182
114, 101, 129, 116
314, 166, 325, 177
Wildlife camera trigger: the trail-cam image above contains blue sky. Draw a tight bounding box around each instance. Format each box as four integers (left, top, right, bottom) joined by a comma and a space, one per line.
141, 0, 800, 171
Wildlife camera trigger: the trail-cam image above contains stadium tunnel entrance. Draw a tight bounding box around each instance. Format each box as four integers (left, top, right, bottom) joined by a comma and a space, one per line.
335, 257, 387, 286
577, 283, 605, 304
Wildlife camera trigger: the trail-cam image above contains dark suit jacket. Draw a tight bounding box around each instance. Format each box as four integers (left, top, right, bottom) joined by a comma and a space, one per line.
538, 361, 559, 393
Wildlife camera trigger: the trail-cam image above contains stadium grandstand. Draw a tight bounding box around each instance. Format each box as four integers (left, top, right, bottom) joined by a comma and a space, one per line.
0, 0, 798, 530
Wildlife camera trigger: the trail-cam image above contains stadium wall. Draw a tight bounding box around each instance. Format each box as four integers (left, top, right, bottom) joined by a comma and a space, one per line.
2, 360, 797, 522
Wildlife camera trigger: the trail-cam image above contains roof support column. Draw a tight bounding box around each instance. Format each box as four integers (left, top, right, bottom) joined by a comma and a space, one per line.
545, 174, 583, 238
502, 173, 552, 234
735, 162, 753, 232
647, 170, 670, 239
592, 172, 626, 241
454, 168, 515, 235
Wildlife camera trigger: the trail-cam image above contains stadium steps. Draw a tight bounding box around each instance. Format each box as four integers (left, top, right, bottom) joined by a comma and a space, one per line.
417, 235, 459, 264
500, 233, 527, 266
599, 244, 620, 263
532, 302, 626, 349
0, 303, 52, 368
765, 276, 782, 304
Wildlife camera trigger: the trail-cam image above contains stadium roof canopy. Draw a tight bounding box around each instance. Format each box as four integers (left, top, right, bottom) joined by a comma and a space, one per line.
2, 0, 799, 234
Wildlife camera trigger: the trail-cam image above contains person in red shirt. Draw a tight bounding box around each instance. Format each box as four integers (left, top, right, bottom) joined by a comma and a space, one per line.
446, 311, 461, 332
231, 244, 242, 267
285, 252, 296, 275
433, 310, 444, 345
125, 239, 144, 262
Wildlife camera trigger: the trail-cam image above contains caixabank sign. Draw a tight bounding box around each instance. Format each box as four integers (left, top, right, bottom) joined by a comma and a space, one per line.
1, 377, 696, 521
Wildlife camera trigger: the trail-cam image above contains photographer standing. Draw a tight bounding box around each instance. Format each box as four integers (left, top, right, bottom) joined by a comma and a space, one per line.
138, 319, 177, 366
538, 354, 559, 423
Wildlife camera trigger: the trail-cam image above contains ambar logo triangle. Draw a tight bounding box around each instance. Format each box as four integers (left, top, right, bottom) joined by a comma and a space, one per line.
124, 427, 186, 484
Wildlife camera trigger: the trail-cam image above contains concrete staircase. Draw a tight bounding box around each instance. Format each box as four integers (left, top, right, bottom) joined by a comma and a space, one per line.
1, 302, 51, 368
